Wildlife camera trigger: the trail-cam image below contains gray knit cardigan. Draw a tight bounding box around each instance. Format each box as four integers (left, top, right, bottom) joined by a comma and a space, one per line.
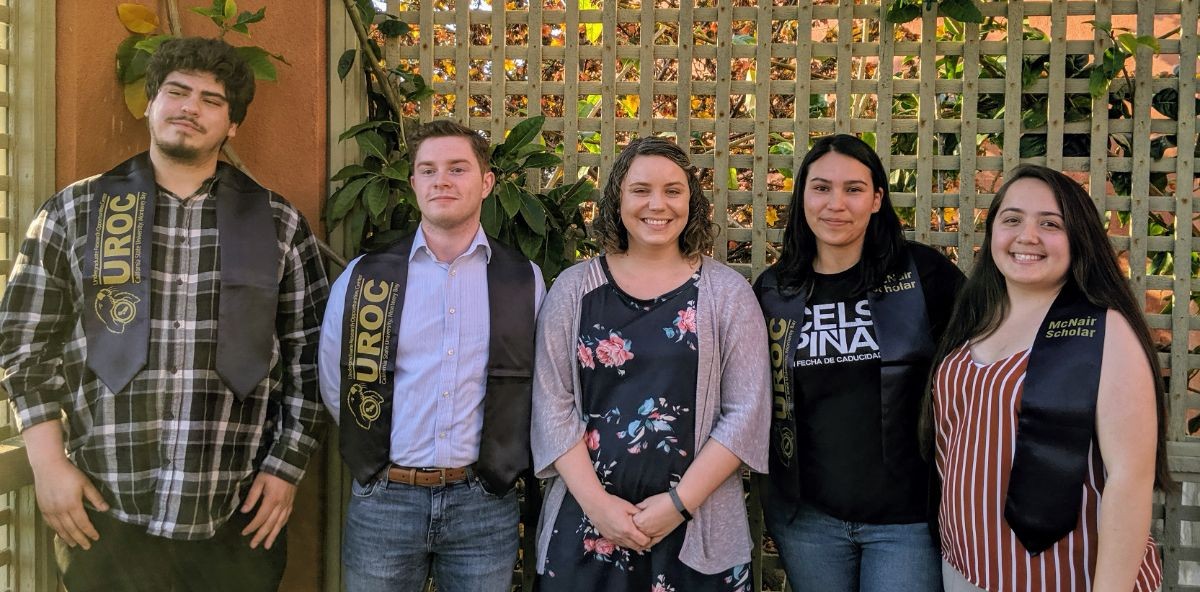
531, 256, 771, 575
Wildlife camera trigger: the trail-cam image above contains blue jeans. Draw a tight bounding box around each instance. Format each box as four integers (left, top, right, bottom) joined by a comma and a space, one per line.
763, 493, 942, 592
341, 475, 519, 592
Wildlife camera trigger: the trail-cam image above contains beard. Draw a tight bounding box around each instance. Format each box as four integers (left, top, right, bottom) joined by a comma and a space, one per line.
156, 138, 204, 161
149, 118, 221, 163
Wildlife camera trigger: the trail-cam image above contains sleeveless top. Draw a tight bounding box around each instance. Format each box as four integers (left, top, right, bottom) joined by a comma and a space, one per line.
933, 344, 1162, 592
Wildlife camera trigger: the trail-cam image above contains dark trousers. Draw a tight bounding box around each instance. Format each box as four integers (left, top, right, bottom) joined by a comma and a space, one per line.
56, 508, 287, 592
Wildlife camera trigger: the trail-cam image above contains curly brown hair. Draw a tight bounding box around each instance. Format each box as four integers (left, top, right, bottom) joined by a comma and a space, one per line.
592, 137, 715, 259
145, 37, 255, 124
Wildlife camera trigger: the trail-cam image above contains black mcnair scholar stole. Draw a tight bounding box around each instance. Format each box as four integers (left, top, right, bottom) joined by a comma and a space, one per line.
83, 152, 279, 399
1005, 284, 1107, 554
338, 233, 536, 494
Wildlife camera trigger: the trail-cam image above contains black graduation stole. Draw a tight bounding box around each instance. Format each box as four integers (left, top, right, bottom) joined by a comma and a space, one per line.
338, 233, 536, 492
83, 153, 279, 399
756, 254, 931, 500
1004, 285, 1106, 554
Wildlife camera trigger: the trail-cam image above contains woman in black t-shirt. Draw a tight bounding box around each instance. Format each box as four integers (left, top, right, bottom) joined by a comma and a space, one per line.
753, 134, 963, 592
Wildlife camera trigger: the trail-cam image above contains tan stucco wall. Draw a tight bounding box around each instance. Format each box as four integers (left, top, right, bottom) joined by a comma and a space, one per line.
55, 3, 328, 591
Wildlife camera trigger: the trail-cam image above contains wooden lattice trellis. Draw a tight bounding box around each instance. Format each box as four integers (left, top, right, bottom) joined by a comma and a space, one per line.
368, 0, 1199, 589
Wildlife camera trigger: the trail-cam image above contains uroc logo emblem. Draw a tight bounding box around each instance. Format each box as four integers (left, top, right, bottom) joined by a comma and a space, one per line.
94, 288, 140, 334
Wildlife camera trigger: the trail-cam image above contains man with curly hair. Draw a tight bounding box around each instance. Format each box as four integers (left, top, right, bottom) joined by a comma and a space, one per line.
0, 37, 328, 591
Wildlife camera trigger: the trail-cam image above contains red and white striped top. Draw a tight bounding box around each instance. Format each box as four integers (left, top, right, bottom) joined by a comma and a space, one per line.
933, 344, 1162, 592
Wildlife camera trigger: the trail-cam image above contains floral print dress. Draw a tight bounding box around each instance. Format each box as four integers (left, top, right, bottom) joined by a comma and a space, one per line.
539, 258, 751, 592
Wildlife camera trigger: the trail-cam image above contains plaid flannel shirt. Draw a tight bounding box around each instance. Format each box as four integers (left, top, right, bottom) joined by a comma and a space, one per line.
0, 172, 329, 540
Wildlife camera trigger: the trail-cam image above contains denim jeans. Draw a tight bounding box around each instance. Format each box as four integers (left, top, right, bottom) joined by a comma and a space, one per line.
763, 492, 942, 592
341, 475, 519, 592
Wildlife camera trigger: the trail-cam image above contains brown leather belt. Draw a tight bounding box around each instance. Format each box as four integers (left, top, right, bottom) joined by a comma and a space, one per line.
384, 465, 470, 487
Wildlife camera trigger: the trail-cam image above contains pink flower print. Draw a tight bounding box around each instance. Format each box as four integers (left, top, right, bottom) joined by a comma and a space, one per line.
674, 306, 697, 334
593, 537, 616, 556
577, 340, 595, 369
585, 429, 601, 451
595, 333, 634, 368
583, 538, 595, 552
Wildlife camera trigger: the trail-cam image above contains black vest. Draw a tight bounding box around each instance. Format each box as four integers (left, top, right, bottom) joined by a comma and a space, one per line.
337, 233, 537, 494
754, 252, 933, 501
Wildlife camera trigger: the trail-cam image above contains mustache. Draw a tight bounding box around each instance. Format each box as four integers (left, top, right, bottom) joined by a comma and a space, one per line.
167, 116, 205, 132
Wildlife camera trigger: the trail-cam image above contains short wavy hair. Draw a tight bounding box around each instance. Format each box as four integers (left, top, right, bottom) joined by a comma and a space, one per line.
145, 37, 255, 124
592, 137, 715, 259
407, 120, 491, 172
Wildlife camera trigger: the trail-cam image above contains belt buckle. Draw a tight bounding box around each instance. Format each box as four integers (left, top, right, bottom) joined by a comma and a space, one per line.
431, 468, 447, 487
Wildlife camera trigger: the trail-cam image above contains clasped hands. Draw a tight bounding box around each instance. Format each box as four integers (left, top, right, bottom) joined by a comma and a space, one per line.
580, 490, 688, 553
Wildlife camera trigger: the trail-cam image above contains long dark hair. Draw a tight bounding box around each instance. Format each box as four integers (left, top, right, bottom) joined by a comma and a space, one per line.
929, 164, 1171, 490
592, 137, 715, 259
774, 134, 906, 295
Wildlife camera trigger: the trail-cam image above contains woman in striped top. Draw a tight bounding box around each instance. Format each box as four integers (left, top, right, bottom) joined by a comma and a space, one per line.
929, 165, 1168, 592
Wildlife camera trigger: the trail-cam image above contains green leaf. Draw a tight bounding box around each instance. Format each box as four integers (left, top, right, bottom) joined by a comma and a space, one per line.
134, 34, 173, 55
519, 152, 562, 170
223, 0, 238, 22
885, 0, 921, 23
938, 0, 984, 24
520, 193, 547, 235
584, 23, 603, 44
237, 7, 266, 26
498, 182, 522, 217
515, 223, 544, 261
190, 7, 219, 18
379, 18, 410, 38
1152, 87, 1179, 119
331, 165, 372, 182
355, 131, 390, 162
1136, 35, 1161, 53
364, 178, 391, 219
381, 160, 410, 182
1116, 33, 1140, 56
1022, 108, 1047, 129
337, 49, 357, 81
480, 195, 502, 236
502, 116, 546, 154
344, 205, 369, 256
234, 46, 277, 81
356, 0, 377, 28
338, 120, 400, 142
1087, 20, 1113, 34
116, 35, 147, 83
1088, 68, 1110, 99
325, 176, 371, 228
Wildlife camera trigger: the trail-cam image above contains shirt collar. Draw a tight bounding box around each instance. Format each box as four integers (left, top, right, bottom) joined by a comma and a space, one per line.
156, 175, 219, 201
410, 224, 492, 264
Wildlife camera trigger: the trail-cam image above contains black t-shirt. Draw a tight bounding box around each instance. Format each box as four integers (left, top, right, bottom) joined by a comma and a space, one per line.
792, 243, 962, 524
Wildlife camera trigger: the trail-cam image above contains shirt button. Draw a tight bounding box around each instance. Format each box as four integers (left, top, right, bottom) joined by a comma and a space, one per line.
449, 269, 457, 277
176, 278, 184, 286
448, 307, 456, 315
173, 321, 181, 329
177, 236, 185, 245
169, 366, 179, 374
438, 432, 447, 439
164, 410, 175, 420
447, 349, 454, 356
441, 391, 449, 398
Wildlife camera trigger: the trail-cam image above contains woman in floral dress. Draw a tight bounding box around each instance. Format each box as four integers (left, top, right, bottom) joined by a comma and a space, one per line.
530, 137, 771, 591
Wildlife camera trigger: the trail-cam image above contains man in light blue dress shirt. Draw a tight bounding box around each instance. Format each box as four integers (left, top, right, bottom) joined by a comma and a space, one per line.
319, 120, 545, 592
